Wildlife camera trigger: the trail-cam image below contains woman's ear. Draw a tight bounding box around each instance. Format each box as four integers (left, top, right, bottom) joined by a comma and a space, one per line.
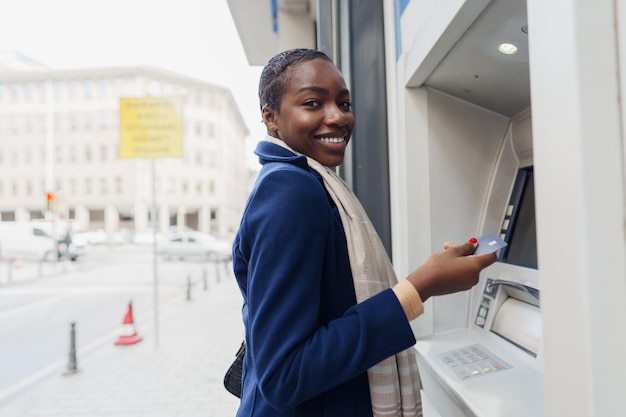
262, 106, 278, 136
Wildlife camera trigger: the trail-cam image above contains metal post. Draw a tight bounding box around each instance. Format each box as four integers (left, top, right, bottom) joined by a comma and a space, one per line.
186, 274, 192, 301
64, 322, 80, 375
151, 159, 159, 347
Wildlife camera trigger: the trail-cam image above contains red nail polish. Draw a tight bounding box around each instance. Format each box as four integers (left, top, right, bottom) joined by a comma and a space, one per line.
469, 237, 477, 244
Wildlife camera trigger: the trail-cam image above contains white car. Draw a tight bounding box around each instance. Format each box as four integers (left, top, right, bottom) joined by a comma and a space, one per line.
0, 221, 56, 262
158, 232, 232, 261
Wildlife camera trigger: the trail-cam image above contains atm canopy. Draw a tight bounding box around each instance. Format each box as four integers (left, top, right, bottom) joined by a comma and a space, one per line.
226, 0, 316, 66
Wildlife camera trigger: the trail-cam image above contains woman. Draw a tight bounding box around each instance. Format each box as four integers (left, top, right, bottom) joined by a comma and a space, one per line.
232, 48, 496, 417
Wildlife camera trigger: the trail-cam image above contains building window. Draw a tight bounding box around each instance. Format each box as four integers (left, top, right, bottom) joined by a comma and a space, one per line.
70, 178, 77, 194
54, 82, 64, 100
100, 145, 107, 161
38, 114, 46, 132
39, 83, 47, 102
85, 146, 92, 162
100, 177, 107, 194
83, 80, 93, 99
68, 81, 78, 100
84, 112, 93, 130
54, 113, 63, 131
85, 177, 92, 194
9, 84, 18, 102
98, 111, 108, 129
69, 113, 78, 131
24, 114, 33, 132
113, 79, 123, 96
116, 177, 123, 194
98, 79, 108, 98
24, 83, 34, 102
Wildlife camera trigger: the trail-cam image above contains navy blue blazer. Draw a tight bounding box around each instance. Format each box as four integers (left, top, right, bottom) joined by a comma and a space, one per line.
232, 141, 416, 417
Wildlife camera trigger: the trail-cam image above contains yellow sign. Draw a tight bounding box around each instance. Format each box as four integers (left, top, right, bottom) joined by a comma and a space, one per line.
119, 97, 184, 158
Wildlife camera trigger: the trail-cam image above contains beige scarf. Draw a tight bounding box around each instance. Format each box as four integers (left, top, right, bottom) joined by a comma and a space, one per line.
265, 136, 423, 417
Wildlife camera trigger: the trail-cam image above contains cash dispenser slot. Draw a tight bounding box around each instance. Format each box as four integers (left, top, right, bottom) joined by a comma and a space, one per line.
487, 280, 541, 357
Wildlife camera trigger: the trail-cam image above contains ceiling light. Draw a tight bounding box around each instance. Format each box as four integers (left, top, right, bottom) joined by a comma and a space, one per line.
498, 43, 518, 55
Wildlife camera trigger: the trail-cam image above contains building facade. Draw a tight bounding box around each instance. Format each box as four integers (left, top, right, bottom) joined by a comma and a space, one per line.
0, 53, 251, 240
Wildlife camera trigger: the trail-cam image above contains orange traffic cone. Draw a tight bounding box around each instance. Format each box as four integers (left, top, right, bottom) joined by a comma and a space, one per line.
114, 301, 143, 346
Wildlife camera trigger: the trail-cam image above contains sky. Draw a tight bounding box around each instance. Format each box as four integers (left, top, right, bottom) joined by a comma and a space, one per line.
0, 0, 266, 159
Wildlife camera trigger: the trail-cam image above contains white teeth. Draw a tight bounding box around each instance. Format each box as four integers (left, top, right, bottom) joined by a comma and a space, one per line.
319, 137, 345, 143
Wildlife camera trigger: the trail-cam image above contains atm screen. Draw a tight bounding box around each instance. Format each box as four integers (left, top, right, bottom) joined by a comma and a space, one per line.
500, 168, 537, 269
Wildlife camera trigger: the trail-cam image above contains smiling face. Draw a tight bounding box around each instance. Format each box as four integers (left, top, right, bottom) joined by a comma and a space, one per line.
262, 58, 355, 167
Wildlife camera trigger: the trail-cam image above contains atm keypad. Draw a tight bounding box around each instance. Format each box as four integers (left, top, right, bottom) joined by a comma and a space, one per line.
437, 344, 511, 380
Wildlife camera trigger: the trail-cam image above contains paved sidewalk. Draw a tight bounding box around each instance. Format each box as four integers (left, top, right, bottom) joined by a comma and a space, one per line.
0, 266, 244, 417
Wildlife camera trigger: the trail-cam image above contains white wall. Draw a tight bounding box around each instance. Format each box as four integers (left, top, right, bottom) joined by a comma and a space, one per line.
528, 0, 626, 415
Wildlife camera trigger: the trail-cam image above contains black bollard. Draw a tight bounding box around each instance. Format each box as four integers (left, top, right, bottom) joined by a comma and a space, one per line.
186, 274, 192, 301
64, 322, 80, 375
215, 258, 221, 283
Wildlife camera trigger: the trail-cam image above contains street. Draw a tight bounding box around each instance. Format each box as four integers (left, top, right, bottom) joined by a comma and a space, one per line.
0, 244, 231, 400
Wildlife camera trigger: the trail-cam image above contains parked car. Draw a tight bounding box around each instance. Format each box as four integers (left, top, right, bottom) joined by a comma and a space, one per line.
157, 231, 232, 261
0, 221, 56, 262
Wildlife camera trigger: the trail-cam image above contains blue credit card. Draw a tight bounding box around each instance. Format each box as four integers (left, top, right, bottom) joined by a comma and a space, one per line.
473, 232, 508, 255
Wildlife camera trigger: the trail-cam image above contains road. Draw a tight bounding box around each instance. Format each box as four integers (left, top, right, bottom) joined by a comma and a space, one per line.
0, 245, 226, 397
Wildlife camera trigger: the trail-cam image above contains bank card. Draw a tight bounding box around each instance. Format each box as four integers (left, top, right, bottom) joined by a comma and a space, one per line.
473, 232, 507, 255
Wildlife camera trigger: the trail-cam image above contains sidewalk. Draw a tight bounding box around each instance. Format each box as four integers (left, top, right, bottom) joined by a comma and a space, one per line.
0, 264, 244, 417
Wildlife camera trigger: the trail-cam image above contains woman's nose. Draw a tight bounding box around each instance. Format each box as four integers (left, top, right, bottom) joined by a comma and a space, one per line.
325, 105, 351, 126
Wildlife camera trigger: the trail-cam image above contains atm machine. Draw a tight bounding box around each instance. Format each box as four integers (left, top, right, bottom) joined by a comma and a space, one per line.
414, 111, 544, 417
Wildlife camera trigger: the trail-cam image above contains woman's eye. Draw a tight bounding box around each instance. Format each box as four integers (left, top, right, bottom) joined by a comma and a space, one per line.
340, 101, 352, 110
304, 100, 320, 107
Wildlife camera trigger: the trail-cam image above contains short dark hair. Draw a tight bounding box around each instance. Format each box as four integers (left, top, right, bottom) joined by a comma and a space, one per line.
258, 48, 332, 112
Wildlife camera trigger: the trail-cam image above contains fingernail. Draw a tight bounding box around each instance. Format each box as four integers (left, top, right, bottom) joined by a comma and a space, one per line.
469, 237, 477, 244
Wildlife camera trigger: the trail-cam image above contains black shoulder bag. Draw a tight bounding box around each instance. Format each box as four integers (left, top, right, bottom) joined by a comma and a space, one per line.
224, 341, 245, 398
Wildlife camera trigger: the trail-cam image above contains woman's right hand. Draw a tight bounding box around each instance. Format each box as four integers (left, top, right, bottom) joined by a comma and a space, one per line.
406, 240, 497, 301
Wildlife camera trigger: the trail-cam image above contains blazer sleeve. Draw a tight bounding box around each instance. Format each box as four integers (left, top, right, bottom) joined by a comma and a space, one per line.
238, 165, 417, 410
